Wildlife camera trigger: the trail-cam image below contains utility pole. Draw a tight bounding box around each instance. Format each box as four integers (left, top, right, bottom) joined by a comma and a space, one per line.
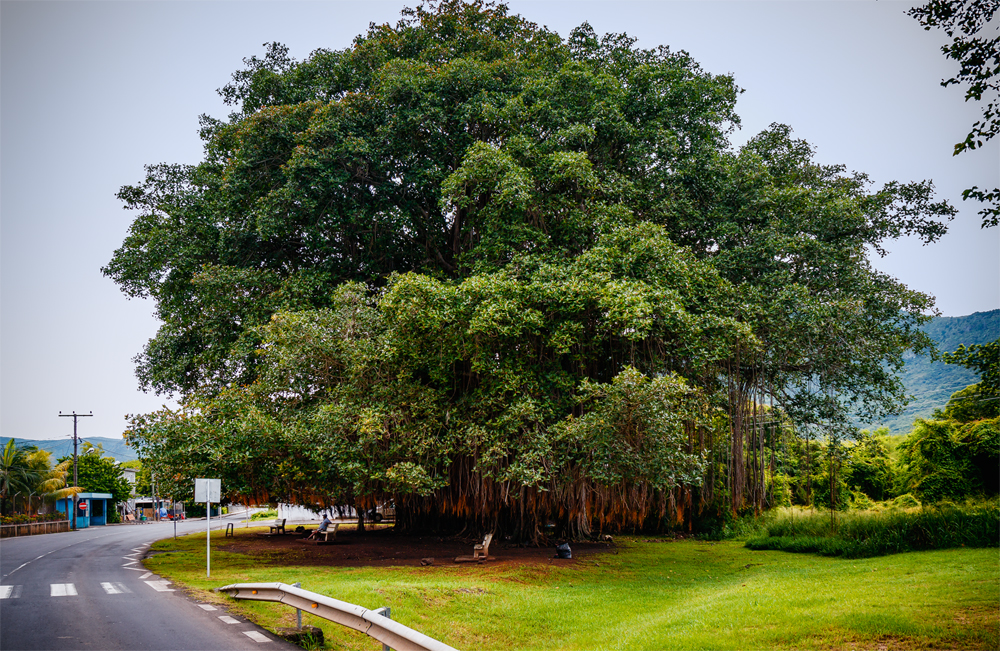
59, 411, 93, 531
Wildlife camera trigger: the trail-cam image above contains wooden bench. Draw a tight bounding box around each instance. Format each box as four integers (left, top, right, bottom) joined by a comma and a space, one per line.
455, 533, 493, 563
267, 519, 287, 535
294, 522, 340, 545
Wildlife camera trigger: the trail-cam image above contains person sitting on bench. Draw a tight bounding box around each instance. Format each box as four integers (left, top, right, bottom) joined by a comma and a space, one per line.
306, 513, 332, 540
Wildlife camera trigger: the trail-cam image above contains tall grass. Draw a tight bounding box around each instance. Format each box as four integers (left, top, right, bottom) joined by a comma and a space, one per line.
746, 501, 999, 558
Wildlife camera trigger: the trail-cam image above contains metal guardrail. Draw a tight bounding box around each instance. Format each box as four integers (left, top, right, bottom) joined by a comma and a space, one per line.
218, 582, 459, 651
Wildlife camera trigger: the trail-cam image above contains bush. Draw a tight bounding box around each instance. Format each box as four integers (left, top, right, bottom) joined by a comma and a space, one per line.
895, 417, 999, 502
746, 501, 999, 558
1, 513, 68, 525
892, 493, 921, 509
250, 509, 279, 521
850, 490, 875, 510
693, 508, 767, 540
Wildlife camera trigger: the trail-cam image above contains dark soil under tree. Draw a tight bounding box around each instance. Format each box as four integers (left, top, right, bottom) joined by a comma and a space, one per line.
218, 524, 613, 568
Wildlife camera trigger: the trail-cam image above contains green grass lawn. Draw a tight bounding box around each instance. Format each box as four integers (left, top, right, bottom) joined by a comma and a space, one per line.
146, 529, 999, 650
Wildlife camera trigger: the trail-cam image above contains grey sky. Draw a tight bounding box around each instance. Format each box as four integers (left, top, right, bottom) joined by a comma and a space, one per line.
2, 0, 997, 441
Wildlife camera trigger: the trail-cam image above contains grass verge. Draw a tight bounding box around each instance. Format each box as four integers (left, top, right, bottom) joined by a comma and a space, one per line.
145, 526, 999, 651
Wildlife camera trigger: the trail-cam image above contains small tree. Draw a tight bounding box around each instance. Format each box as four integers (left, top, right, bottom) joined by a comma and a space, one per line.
58, 451, 132, 518
844, 428, 894, 502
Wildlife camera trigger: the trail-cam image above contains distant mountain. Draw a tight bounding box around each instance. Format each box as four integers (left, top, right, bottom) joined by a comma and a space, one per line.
0, 436, 138, 463
869, 309, 999, 435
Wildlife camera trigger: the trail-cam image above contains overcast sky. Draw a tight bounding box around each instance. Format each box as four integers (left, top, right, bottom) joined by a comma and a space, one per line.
2, 0, 997, 442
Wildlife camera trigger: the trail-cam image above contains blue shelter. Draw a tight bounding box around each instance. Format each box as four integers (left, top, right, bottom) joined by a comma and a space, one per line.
55, 492, 113, 528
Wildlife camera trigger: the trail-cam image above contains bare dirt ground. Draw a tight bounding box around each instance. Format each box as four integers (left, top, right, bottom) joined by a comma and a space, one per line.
218, 524, 613, 568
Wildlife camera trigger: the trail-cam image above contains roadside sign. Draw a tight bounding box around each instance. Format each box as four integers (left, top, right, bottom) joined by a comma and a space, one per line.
194, 478, 222, 578
194, 478, 221, 503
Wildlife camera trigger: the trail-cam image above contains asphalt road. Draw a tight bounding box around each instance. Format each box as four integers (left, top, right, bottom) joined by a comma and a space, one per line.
1, 516, 299, 651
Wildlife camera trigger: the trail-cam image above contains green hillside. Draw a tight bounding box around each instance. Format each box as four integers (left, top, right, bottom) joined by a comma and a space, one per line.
0, 436, 138, 463
870, 309, 999, 435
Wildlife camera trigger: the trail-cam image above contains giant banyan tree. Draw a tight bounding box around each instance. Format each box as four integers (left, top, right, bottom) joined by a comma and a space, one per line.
109, 1, 955, 541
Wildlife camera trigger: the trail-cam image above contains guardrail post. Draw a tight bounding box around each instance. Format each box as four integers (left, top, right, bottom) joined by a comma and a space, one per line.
292, 582, 302, 630
372, 607, 392, 651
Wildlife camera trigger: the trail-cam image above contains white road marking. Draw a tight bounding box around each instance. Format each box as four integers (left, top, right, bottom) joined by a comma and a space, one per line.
51, 583, 77, 596
218, 615, 240, 624
123, 567, 146, 572
139, 572, 153, 579
0, 585, 14, 599
122, 561, 138, 567
197, 604, 217, 611
2, 534, 121, 581
243, 631, 270, 642
144, 580, 175, 592
101, 582, 123, 594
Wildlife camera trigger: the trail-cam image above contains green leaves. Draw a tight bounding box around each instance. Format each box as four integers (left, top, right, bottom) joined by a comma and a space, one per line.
553, 367, 703, 489
110, 1, 959, 535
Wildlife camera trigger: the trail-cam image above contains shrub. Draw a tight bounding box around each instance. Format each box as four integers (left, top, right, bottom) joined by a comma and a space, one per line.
892, 493, 921, 508
0, 513, 68, 525
895, 417, 999, 502
250, 509, 279, 521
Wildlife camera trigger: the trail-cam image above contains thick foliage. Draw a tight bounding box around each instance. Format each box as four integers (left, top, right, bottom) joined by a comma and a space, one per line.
895, 417, 999, 501
58, 453, 133, 505
112, 2, 956, 537
127, 229, 734, 538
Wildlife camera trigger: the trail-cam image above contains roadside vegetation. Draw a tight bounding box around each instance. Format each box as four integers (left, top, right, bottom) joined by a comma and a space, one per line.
746, 501, 999, 558
0, 439, 79, 520
249, 508, 279, 521
145, 528, 999, 651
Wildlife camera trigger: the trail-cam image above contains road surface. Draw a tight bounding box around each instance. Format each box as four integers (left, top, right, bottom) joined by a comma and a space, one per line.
0, 516, 298, 650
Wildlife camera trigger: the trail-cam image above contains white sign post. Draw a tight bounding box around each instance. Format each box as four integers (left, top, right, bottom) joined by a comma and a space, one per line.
194, 478, 221, 577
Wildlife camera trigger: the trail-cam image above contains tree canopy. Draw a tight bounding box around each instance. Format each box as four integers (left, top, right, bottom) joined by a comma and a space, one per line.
58, 450, 132, 506
909, 0, 999, 227
109, 1, 956, 539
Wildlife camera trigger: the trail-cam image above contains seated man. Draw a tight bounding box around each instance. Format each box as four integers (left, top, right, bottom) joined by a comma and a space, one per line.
306, 513, 332, 540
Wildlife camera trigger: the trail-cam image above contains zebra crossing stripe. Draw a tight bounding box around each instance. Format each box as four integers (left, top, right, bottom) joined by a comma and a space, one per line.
50, 583, 77, 596
0, 585, 15, 599
144, 580, 174, 592
242, 631, 270, 643
218, 615, 240, 624
197, 604, 217, 611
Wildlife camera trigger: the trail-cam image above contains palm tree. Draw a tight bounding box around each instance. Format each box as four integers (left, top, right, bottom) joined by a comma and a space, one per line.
0, 440, 39, 515
37, 457, 81, 512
